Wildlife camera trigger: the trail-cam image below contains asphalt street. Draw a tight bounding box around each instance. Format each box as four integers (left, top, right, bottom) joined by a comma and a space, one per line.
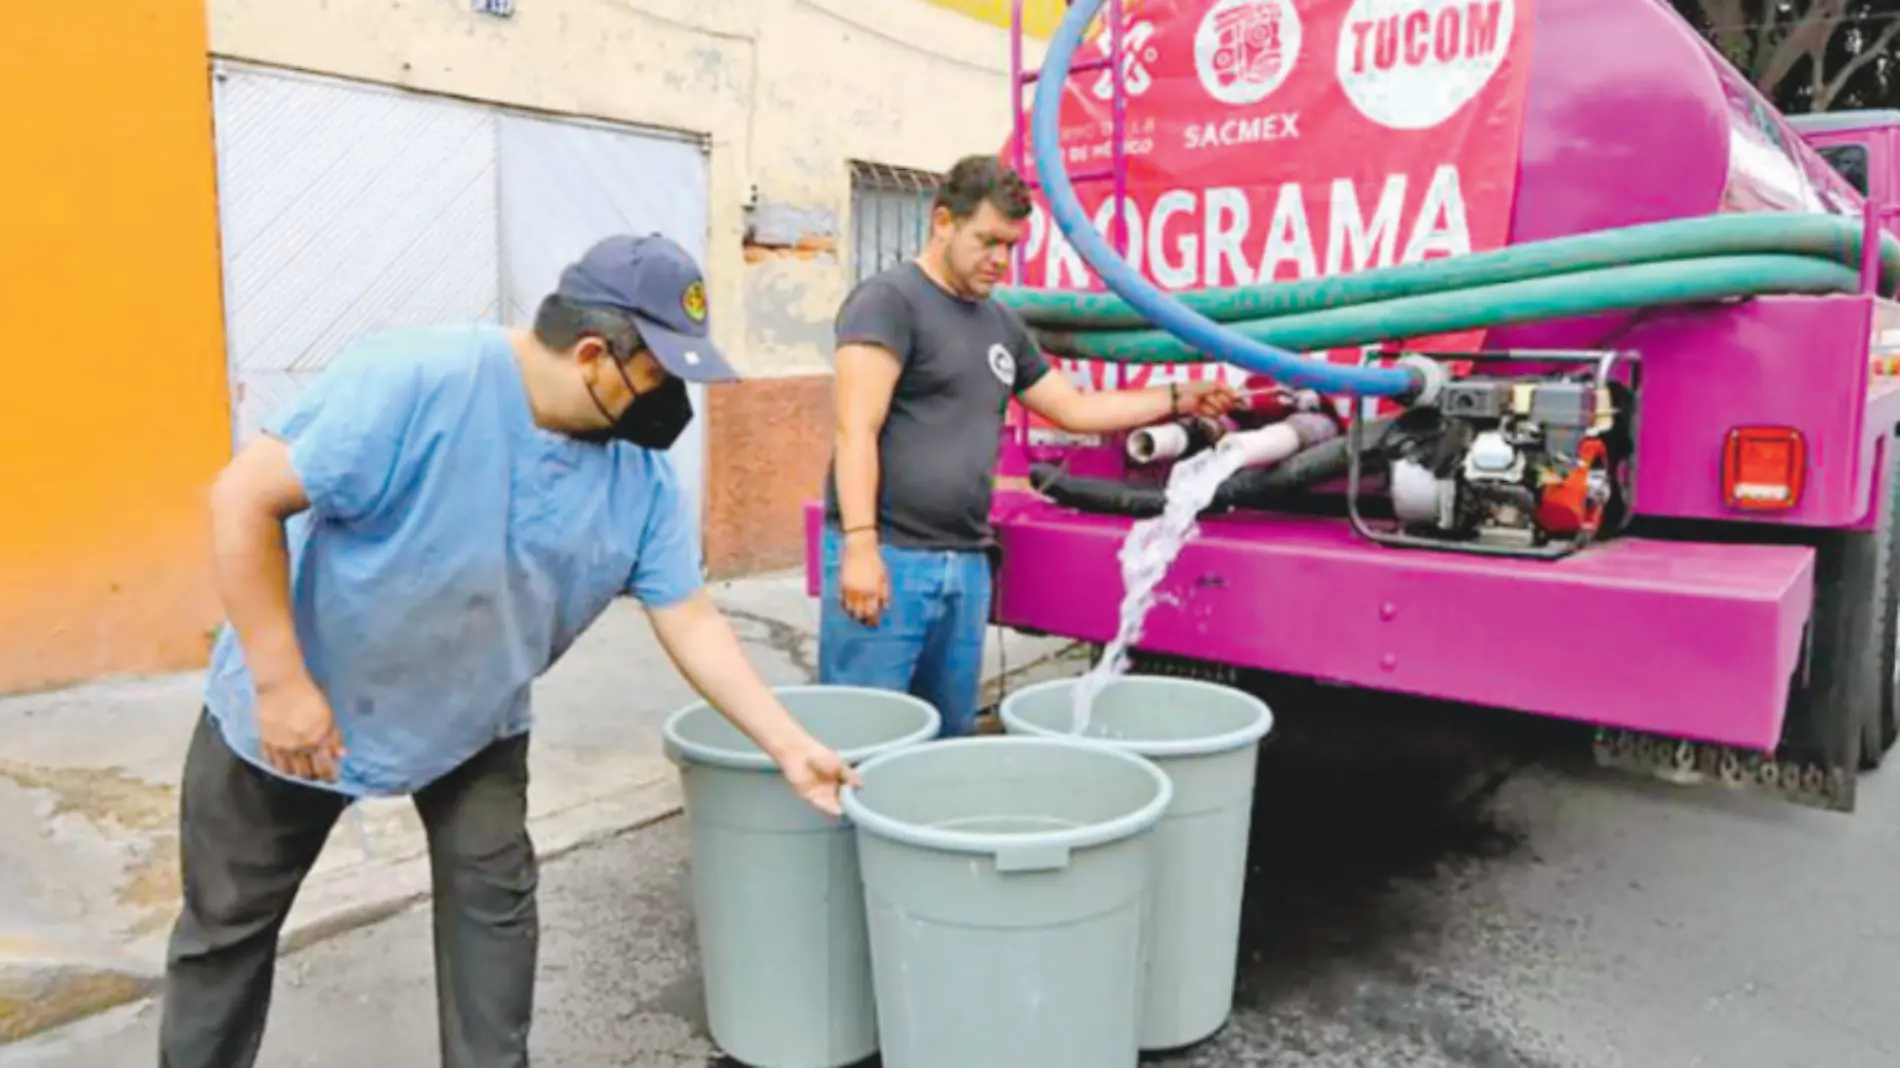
6, 678, 1897, 1068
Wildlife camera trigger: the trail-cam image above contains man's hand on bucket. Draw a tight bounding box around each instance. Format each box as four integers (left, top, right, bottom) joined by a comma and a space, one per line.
779, 741, 862, 818
644, 591, 863, 818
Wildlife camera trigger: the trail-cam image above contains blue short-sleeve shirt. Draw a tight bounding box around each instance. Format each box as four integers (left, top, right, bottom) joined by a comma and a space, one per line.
203, 324, 704, 797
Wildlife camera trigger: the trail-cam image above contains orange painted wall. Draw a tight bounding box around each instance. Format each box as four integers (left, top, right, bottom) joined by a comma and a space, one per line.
0, 1, 231, 694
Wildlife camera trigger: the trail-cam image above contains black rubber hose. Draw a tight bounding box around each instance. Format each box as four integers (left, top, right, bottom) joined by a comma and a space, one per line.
1029, 466, 1169, 517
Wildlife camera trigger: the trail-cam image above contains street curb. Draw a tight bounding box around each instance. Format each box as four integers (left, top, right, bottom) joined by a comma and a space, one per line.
0, 643, 1089, 1047
0, 775, 686, 1047
280, 773, 689, 957
0, 944, 158, 1046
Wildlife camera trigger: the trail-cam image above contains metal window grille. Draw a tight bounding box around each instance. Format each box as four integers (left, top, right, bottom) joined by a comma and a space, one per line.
849, 161, 941, 285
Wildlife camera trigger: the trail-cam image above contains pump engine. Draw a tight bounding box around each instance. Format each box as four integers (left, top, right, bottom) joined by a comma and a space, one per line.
1347, 353, 1635, 558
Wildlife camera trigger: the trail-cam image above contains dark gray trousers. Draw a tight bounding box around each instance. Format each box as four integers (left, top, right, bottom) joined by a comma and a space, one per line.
157, 710, 538, 1068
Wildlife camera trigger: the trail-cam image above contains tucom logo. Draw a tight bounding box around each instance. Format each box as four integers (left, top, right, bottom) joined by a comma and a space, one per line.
1336, 0, 1516, 130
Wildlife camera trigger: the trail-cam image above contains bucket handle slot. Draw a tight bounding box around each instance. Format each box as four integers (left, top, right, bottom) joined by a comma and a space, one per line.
993, 842, 1072, 873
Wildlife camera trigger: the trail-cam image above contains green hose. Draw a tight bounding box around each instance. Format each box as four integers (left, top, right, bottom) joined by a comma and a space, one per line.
1028, 254, 1868, 365
996, 212, 1900, 364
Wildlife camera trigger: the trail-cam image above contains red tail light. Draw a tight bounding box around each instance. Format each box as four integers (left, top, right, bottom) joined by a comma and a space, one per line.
1722, 427, 1806, 511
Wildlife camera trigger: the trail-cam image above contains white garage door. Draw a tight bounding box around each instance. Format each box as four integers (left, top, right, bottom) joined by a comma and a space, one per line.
211, 61, 710, 532
495, 112, 710, 530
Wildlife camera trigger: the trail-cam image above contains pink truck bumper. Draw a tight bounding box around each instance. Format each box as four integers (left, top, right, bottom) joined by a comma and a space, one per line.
804, 493, 1817, 751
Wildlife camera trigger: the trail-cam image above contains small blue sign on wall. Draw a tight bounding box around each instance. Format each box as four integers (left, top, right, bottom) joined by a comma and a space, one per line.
472, 0, 514, 16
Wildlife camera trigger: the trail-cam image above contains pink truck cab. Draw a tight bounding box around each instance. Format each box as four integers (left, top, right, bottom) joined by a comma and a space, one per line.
804, 1, 1900, 813
1792, 109, 1900, 214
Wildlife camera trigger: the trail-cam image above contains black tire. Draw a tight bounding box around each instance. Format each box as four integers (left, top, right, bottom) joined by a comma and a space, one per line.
1868, 438, 1900, 770
1775, 512, 1882, 805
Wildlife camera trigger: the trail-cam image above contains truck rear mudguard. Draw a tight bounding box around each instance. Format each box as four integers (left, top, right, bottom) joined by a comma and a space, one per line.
802, 487, 1821, 749
977, 494, 1814, 753
808, 479, 1828, 735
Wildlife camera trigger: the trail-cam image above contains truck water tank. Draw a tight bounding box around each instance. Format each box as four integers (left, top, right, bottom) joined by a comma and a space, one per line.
1006, 0, 1865, 352
1511, 0, 1860, 237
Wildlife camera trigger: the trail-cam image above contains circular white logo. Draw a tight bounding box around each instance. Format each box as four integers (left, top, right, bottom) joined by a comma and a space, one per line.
1336, 0, 1516, 131
1194, 0, 1302, 107
987, 344, 1017, 385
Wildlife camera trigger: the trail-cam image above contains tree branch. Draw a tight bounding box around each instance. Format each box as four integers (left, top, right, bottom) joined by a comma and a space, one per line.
1818, 16, 1900, 109
1696, 0, 1756, 69
1756, 0, 1848, 94
1755, 0, 1782, 70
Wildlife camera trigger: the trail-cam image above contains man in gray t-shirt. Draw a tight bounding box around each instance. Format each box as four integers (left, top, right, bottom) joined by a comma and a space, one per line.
820, 154, 1238, 736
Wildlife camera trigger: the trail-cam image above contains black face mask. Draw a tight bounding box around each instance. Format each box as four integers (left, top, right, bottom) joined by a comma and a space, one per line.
577, 362, 694, 450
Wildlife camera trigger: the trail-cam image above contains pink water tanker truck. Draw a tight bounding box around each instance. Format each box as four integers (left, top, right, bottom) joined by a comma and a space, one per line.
803, 0, 1900, 812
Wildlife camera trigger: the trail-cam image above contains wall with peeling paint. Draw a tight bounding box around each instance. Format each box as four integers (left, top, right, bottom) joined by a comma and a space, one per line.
208, 0, 1049, 375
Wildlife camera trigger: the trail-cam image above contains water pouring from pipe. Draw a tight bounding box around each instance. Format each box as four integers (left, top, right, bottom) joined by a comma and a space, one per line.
1069, 411, 1339, 733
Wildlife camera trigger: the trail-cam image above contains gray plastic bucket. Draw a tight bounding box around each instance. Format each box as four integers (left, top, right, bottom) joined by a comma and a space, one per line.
662, 685, 940, 1068
839, 735, 1173, 1068
999, 674, 1274, 1051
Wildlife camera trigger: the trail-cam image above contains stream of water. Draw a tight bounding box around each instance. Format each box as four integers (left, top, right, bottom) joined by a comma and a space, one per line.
1069, 439, 1252, 733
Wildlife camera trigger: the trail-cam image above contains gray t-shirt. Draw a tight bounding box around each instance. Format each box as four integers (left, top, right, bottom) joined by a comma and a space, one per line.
823, 262, 1053, 551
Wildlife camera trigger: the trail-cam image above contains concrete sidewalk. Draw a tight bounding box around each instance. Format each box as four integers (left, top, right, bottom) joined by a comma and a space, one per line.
0, 570, 1085, 1044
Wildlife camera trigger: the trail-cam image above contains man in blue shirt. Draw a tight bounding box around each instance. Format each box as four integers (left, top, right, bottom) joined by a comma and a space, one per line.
160, 234, 855, 1068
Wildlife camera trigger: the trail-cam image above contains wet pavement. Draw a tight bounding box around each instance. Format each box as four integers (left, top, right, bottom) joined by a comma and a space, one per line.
6, 677, 1898, 1067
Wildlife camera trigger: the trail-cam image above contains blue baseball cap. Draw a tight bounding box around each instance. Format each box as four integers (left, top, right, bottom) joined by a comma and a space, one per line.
555, 233, 739, 383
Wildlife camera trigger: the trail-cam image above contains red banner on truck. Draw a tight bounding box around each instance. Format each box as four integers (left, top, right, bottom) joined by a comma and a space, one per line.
1003, 0, 1537, 404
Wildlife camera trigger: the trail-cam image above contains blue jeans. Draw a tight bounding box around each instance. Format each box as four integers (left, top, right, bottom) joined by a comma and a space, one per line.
817, 526, 993, 738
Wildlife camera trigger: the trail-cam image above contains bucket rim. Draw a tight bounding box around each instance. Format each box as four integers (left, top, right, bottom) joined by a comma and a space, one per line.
838, 735, 1174, 866
661, 684, 942, 771
997, 675, 1274, 758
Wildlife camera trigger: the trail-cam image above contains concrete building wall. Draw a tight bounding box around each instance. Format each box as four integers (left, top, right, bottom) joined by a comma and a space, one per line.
0, 0, 1067, 695
206, 0, 1060, 581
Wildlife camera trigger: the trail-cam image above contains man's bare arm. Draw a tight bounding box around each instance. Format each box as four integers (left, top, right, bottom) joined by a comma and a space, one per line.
1018, 369, 1178, 433
833, 343, 903, 533
645, 590, 824, 765
207, 437, 315, 694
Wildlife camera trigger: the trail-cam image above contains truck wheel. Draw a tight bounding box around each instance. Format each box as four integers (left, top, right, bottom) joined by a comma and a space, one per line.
1868, 438, 1900, 770
1776, 507, 1882, 806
